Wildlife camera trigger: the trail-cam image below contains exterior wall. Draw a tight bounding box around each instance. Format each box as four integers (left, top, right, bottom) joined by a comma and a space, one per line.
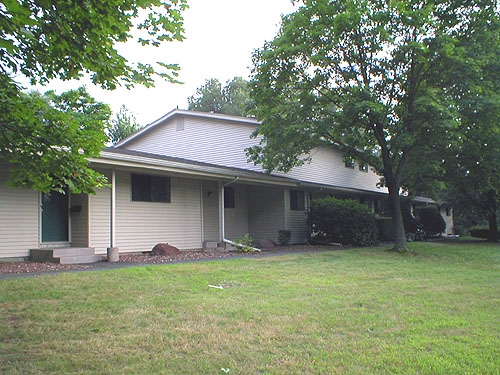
88, 170, 111, 254
248, 185, 285, 242
123, 115, 384, 194
112, 170, 203, 253
224, 184, 249, 240
70, 194, 88, 247
0, 166, 40, 258
284, 188, 309, 244
202, 180, 220, 242
279, 147, 384, 193
124, 115, 261, 171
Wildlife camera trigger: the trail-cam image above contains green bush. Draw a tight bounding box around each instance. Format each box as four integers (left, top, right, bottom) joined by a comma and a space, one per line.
309, 197, 379, 246
414, 205, 446, 235
469, 226, 490, 239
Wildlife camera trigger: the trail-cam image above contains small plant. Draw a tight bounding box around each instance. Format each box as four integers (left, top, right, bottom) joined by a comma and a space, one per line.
234, 233, 256, 253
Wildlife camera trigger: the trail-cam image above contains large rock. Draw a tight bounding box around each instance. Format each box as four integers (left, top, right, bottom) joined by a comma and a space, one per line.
253, 238, 276, 249
151, 243, 181, 256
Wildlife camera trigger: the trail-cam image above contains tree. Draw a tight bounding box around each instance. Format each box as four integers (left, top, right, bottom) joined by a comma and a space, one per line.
188, 78, 224, 113
247, 0, 500, 252
0, 0, 187, 193
1, 0, 187, 89
188, 77, 250, 116
0, 83, 110, 194
107, 105, 144, 145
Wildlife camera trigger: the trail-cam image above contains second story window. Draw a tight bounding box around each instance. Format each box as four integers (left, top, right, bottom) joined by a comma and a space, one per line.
344, 157, 355, 169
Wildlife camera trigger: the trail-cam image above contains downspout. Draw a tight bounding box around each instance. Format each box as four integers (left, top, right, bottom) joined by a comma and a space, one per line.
220, 177, 239, 242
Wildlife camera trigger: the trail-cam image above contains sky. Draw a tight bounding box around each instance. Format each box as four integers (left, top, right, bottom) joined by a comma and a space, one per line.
30, 0, 297, 125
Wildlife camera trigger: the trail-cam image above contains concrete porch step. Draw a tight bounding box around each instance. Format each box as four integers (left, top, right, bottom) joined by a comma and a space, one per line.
203, 241, 227, 250
30, 248, 103, 264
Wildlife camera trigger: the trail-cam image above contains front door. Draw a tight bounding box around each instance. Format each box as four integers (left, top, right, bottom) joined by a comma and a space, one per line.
41, 192, 69, 242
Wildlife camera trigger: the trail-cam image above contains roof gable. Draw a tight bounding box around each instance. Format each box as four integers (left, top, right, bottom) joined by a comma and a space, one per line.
116, 109, 260, 147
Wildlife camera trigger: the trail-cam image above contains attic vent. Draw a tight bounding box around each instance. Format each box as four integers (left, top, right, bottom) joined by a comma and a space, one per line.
176, 117, 185, 131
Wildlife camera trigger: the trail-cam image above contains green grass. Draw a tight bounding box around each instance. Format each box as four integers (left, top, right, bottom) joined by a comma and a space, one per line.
1, 241, 499, 374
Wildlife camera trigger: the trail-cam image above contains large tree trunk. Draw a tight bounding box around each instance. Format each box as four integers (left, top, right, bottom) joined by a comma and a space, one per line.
388, 185, 409, 252
487, 190, 499, 242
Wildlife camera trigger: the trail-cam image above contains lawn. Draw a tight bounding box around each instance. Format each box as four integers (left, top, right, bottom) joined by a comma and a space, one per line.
1, 241, 499, 374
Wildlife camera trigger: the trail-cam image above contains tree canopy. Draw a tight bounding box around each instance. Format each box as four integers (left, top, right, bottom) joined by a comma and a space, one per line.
0, 0, 187, 193
107, 105, 144, 145
188, 77, 250, 116
247, 0, 500, 251
0, 0, 188, 89
0, 84, 110, 194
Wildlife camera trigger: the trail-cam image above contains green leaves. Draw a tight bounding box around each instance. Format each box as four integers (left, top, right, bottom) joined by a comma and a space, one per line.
248, 0, 500, 248
0, 82, 110, 194
0, 0, 188, 89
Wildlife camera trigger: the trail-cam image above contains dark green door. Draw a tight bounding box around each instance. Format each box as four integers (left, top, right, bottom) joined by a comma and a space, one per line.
41, 192, 69, 242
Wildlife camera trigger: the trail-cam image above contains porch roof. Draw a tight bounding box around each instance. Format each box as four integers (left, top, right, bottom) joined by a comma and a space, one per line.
90, 148, 388, 198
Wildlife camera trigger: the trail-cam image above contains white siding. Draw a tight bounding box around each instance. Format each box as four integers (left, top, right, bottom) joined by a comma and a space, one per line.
248, 186, 285, 242
202, 180, 220, 241
224, 184, 249, 240
0, 165, 40, 258
123, 115, 385, 194
124, 116, 261, 171
88, 171, 111, 254
112, 171, 203, 253
278, 147, 384, 193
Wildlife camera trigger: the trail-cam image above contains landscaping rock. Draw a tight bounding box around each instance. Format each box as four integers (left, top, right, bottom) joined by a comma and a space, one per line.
253, 238, 276, 249
151, 243, 181, 256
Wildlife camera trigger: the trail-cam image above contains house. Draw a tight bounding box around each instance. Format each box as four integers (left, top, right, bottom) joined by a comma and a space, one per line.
0, 109, 393, 261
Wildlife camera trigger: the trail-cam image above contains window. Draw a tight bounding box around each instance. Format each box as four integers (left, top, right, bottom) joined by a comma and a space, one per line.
131, 174, 170, 203
224, 186, 235, 208
290, 190, 305, 211
359, 163, 368, 172
344, 157, 355, 169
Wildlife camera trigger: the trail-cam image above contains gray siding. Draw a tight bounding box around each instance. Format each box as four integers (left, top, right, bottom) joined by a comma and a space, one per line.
248, 186, 285, 242
284, 188, 309, 244
124, 115, 384, 194
278, 147, 383, 193
0, 166, 40, 258
224, 184, 249, 239
70, 194, 88, 247
124, 116, 261, 171
113, 171, 203, 253
202, 180, 220, 241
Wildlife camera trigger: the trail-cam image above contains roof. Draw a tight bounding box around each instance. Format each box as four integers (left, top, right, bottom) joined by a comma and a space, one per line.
92, 148, 301, 187
116, 109, 261, 147
91, 148, 387, 197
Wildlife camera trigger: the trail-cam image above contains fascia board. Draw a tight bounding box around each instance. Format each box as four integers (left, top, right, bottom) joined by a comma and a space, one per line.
89, 152, 300, 187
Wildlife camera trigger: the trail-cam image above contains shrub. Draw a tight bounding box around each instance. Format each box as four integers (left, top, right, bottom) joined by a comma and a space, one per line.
414, 205, 446, 235
233, 233, 257, 253
469, 226, 490, 239
309, 197, 379, 246
278, 230, 291, 245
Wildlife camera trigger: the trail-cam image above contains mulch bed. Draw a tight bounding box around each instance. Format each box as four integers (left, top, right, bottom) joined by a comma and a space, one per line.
0, 245, 344, 276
